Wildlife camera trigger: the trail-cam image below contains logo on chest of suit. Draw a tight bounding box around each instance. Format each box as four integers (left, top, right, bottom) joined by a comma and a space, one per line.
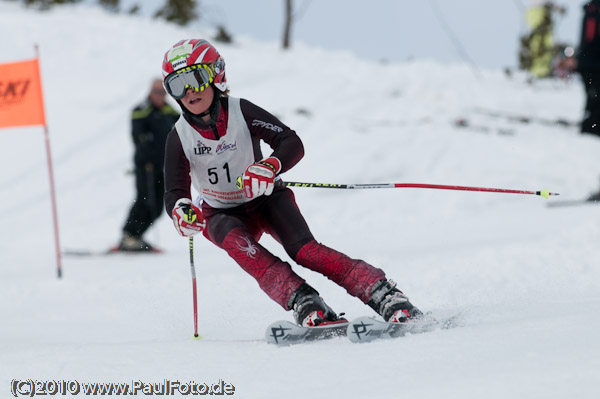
215, 140, 237, 155
194, 140, 212, 156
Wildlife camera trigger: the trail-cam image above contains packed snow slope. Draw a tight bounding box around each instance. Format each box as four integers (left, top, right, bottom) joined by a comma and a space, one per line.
1, 3, 599, 399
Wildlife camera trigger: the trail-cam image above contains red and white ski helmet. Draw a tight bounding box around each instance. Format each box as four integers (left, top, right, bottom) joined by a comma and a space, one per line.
162, 39, 227, 93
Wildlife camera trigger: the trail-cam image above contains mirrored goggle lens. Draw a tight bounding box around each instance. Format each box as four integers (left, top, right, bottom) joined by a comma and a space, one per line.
165, 65, 214, 99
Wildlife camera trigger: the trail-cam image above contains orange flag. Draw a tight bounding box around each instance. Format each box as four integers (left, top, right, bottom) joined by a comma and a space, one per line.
0, 58, 46, 128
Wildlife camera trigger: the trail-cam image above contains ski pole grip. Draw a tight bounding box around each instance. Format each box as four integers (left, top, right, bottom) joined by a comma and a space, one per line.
186, 207, 196, 223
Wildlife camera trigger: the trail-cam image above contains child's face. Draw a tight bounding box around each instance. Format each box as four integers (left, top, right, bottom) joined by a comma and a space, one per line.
181, 84, 214, 116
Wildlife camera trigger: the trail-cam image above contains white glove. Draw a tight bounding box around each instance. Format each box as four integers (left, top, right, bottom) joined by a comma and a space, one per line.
171, 198, 205, 237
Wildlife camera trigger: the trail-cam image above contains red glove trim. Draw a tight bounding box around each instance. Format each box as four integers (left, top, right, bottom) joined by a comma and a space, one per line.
259, 157, 282, 174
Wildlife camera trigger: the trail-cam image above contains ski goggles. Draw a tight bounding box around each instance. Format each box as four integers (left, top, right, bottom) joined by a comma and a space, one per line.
164, 64, 215, 100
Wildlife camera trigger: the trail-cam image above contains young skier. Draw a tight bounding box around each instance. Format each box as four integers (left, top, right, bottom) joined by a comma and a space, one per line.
162, 39, 422, 327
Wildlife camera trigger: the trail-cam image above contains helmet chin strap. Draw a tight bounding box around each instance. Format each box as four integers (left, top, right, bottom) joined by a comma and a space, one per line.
197, 109, 211, 118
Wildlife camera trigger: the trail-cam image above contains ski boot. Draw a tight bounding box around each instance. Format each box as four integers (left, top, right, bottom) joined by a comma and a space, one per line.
587, 190, 600, 202
118, 233, 155, 252
367, 280, 423, 323
289, 283, 345, 327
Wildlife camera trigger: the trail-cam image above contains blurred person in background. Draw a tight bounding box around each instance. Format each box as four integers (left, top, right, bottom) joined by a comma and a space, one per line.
117, 78, 179, 252
577, 0, 600, 201
520, 0, 566, 78
577, 0, 600, 137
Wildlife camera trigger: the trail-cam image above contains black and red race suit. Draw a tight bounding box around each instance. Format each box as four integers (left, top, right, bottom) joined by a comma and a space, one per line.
164, 96, 385, 310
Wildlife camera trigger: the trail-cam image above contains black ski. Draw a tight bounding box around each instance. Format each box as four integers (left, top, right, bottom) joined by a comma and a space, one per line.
472, 108, 579, 129
62, 246, 164, 257
547, 197, 600, 208
265, 320, 348, 346
347, 313, 461, 343
454, 118, 515, 135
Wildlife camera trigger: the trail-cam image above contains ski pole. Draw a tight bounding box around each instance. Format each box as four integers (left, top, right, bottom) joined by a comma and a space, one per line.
145, 163, 159, 244
189, 235, 200, 339
282, 181, 559, 199
187, 208, 200, 339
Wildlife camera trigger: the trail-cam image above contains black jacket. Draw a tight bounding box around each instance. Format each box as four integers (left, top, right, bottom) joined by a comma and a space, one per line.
131, 99, 179, 169
578, 0, 600, 72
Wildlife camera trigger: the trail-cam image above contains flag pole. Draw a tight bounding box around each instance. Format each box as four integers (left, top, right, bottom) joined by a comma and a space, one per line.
35, 44, 63, 278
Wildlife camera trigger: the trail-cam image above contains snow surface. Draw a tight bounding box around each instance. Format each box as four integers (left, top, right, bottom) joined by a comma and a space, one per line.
1, 3, 599, 398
